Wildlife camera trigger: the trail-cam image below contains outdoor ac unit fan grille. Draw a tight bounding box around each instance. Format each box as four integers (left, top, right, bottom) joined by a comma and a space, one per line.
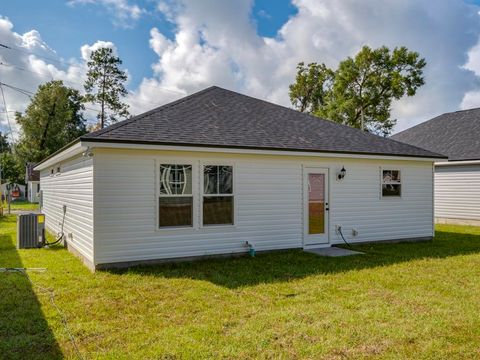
17, 213, 45, 249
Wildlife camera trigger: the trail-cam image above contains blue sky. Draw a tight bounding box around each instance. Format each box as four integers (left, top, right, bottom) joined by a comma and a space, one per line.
1, 0, 296, 89
1, 0, 480, 136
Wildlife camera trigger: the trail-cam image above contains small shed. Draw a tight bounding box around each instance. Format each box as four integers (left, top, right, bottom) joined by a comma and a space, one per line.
25, 162, 40, 203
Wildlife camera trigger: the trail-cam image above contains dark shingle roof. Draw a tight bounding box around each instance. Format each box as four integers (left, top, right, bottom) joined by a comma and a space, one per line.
82, 86, 444, 159
392, 108, 480, 161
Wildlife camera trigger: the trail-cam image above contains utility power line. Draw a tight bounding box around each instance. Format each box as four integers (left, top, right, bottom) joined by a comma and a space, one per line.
0, 42, 186, 97
0, 81, 106, 116
0, 62, 184, 110
0, 81, 15, 141
0, 42, 83, 71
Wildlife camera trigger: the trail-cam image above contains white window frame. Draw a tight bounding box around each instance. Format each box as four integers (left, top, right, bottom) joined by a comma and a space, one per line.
157, 162, 196, 230
380, 168, 402, 198
200, 163, 236, 228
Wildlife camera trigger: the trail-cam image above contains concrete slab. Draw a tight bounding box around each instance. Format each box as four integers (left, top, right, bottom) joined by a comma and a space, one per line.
304, 246, 364, 257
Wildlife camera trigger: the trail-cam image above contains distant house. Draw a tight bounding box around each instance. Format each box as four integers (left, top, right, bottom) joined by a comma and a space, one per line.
392, 108, 480, 226
0, 183, 25, 201
25, 162, 40, 203
34, 86, 444, 271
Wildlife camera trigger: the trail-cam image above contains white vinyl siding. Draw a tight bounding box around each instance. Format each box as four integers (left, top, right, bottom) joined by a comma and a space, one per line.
92, 148, 434, 265
28, 181, 40, 203
435, 164, 480, 221
40, 155, 94, 264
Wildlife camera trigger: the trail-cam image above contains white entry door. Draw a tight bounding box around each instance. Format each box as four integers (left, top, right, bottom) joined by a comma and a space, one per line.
303, 167, 329, 246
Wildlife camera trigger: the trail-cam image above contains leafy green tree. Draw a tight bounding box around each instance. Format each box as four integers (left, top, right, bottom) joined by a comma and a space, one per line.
15, 80, 87, 163
0, 151, 23, 185
84, 47, 129, 128
289, 46, 426, 135
289, 62, 334, 113
0, 131, 9, 153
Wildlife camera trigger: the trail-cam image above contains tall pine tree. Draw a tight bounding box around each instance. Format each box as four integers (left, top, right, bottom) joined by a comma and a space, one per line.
83, 47, 129, 129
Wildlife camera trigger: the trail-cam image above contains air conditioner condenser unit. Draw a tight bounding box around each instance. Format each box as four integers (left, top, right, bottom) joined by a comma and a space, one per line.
17, 213, 46, 249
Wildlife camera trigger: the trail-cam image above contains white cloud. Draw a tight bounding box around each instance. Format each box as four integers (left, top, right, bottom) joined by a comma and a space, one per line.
138, 0, 480, 133
3, 1, 480, 138
460, 36, 480, 110
80, 40, 116, 61
0, 18, 116, 137
0, 17, 77, 139
68, 0, 145, 28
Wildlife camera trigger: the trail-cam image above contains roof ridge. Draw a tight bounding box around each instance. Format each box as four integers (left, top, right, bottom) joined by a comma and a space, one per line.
76, 85, 445, 159
451, 107, 480, 114
82, 86, 219, 139
216, 86, 413, 146
394, 107, 480, 137
392, 113, 444, 137
387, 136, 445, 157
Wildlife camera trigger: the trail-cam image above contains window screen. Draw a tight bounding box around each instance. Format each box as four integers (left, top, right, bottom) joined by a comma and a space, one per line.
203, 165, 233, 225
382, 170, 401, 197
159, 164, 193, 227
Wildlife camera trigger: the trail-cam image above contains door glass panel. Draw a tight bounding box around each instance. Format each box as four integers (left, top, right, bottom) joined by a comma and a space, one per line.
308, 173, 325, 234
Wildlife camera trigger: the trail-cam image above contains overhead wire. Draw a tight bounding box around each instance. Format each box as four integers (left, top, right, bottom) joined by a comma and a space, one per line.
0, 42, 84, 71
0, 41, 186, 97
0, 81, 15, 141
0, 81, 106, 114
0, 62, 182, 110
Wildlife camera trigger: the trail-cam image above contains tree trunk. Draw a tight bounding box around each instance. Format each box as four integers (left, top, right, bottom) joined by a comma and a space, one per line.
40, 101, 56, 149
100, 68, 106, 129
360, 106, 365, 131
101, 99, 105, 129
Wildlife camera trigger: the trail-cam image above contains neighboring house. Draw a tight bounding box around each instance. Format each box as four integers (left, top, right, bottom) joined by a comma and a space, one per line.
392, 108, 480, 226
34, 86, 445, 271
26, 162, 41, 203
0, 183, 26, 201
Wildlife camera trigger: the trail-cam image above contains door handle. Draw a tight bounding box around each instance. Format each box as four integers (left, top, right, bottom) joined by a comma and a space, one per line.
325, 202, 329, 211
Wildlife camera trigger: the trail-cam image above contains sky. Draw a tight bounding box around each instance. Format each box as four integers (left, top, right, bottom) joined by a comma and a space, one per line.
1, 0, 480, 140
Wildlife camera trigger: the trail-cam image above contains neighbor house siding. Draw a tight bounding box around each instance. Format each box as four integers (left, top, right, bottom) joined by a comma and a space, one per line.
40, 155, 94, 265
92, 148, 434, 265
435, 164, 480, 224
27, 181, 40, 203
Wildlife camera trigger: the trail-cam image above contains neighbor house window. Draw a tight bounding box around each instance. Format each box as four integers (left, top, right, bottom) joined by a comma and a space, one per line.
159, 164, 193, 228
382, 169, 401, 197
203, 165, 233, 225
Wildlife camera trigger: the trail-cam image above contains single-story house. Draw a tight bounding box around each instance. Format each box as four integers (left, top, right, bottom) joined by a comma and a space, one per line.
392, 108, 480, 226
25, 162, 41, 203
1, 183, 25, 201
35, 86, 445, 271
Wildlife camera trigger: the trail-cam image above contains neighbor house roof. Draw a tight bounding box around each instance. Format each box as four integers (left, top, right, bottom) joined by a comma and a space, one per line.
79, 86, 444, 159
392, 108, 480, 161
25, 162, 40, 182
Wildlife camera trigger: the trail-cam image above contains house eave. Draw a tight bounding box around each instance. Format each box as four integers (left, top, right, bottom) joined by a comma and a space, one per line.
34, 140, 85, 171
435, 159, 480, 166
80, 138, 443, 162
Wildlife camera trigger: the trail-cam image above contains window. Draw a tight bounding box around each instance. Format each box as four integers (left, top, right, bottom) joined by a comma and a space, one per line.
382, 169, 401, 197
159, 164, 193, 228
203, 165, 233, 225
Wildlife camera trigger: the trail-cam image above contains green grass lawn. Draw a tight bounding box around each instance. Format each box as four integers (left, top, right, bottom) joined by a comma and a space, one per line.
1, 214, 480, 359
2, 200, 40, 211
